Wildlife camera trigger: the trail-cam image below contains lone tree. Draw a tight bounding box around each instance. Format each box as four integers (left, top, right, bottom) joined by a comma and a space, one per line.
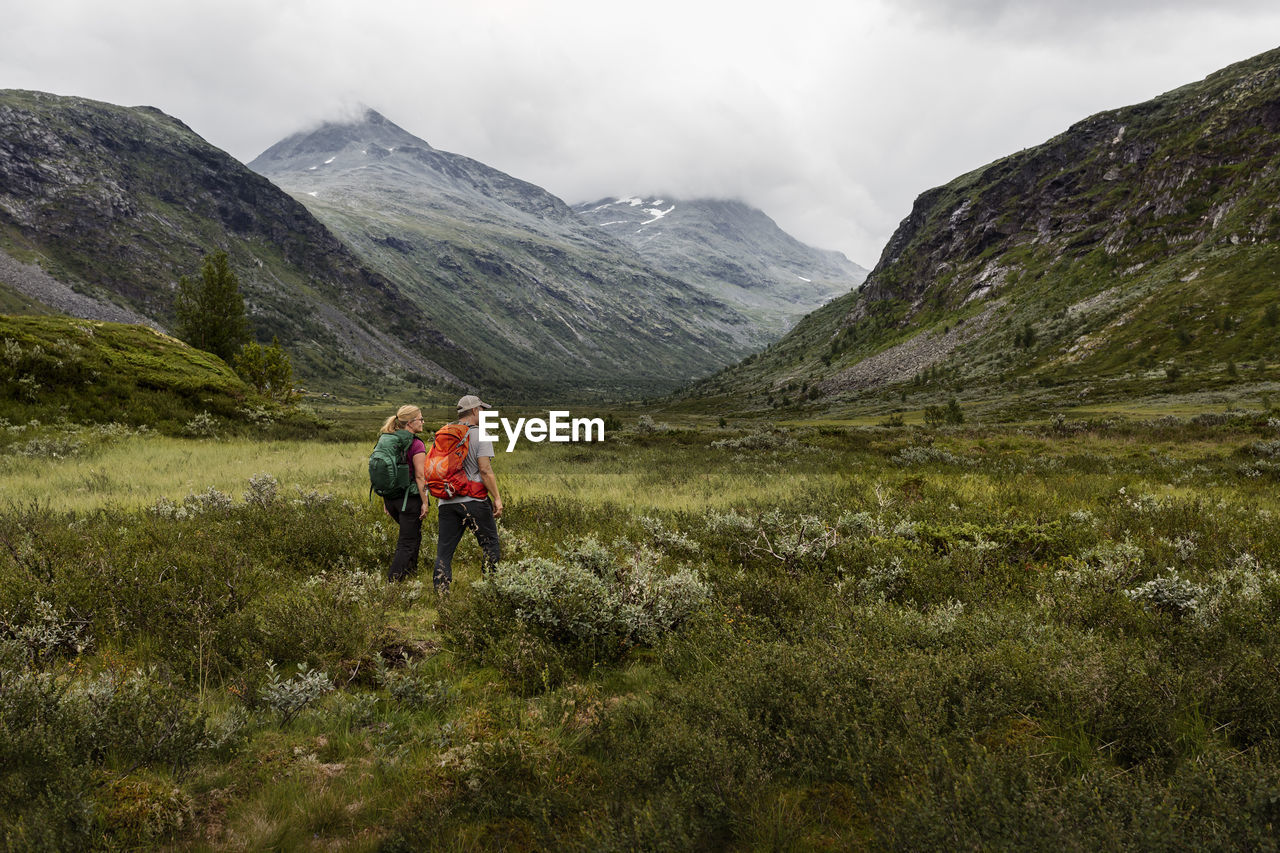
923, 397, 965, 427
234, 337, 295, 402
174, 251, 250, 363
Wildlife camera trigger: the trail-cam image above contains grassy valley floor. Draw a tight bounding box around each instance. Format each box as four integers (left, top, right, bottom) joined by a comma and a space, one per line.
3, 412, 1280, 849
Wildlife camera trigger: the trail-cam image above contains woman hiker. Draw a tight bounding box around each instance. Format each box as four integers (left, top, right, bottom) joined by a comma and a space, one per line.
377, 405, 429, 581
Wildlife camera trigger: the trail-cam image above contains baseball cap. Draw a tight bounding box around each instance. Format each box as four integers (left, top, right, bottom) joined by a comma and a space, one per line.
456, 394, 491, 413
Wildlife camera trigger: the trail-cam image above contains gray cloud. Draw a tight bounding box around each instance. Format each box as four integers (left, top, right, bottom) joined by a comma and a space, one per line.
888, 0, 1277, 38
3, 0, 1278, 265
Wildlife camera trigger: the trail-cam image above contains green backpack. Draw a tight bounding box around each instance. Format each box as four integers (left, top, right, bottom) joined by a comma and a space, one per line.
368, 429, 419, 509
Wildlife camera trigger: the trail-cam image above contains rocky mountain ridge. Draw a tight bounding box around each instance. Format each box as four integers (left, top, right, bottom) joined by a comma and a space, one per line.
573, 196, 867, 342
0, 90, 465, 386
691, 46, 1280, 413
250, 109, 758, 397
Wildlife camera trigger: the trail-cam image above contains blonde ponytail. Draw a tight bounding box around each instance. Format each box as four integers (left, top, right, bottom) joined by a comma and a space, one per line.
380, 404, 423, 434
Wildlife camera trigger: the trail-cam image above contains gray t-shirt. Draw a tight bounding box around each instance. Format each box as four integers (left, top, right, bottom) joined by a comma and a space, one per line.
438, 424, 494, 504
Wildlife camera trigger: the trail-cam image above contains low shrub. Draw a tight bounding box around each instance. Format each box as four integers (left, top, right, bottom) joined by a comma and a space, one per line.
251, 568, 419, 668
482, 537, 707, 647
0, 665, 208, 849
440, 536, 708, 689
1124, 571, 1206, 619
183, 411, 219, 438
258, 661, 333, 725
0, 597, 93, 665
710, 429, 803, 452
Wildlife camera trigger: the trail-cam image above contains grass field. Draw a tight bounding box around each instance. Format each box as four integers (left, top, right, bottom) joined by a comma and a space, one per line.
3, 411, 1280, 850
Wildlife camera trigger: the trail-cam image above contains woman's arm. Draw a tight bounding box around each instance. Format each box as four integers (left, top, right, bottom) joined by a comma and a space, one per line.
412, 451, 429, 519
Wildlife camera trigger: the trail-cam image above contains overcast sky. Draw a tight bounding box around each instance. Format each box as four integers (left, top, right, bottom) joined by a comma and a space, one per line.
4, 1, 1279, 265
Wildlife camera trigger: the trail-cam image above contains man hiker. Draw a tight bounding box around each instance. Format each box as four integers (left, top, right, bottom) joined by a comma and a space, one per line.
432, 394, 503, 593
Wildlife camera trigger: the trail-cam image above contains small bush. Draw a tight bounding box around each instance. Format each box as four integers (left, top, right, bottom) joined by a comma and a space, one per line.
150, 486, 234, 519
7, 435, 85, 459
100, 775, 195, 846
893, 444, 974, 467
253, 568, 417, 666
381, 658, 456, 712
242, 472, 279, 507
923, 398, 964, 427
0, 666, 208, 848
0, 597, 93, 664
483, 537, 708, 648
442, 536, 709, 687
1124, 571, 1205, 619
258, 661, 333, 725
183, 411, 218, 438
710, 429, 802, 451
740, 510, 845, 574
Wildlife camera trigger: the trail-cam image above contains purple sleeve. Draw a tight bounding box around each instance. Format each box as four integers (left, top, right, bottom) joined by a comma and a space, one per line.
406, 438, 427, 462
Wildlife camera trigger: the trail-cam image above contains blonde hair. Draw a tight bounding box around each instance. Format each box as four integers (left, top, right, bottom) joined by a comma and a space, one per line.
380, 405, 423, 434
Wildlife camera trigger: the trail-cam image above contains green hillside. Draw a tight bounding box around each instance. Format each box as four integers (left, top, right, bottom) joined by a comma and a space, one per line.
687, 47, 1280, 416
0, 315, 323, 436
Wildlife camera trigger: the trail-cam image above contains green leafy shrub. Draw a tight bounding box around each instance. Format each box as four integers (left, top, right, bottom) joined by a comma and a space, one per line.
252, 569, 419, 668
375, 650, 457, 714
1124, 572, 1206, 619
710, 429, 803, 451
258, 661, 333, 725
100, 774, 195, 847
0, 597, 93, 665
924, 398, 965, 427
441, 536, 708, 688
0, 665, 208, 849
489, 537, 707, 646
183, 411, 219, 438
233, 337, 295, 402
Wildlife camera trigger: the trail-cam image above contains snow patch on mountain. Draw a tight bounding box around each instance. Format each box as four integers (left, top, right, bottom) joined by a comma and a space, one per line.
640, 205, 675, 225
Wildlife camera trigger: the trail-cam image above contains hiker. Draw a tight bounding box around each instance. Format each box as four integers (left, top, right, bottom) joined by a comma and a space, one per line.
430, 394, 502, 593
376, 405, 428, 581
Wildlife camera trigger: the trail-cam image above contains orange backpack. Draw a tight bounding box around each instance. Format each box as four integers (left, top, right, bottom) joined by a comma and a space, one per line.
424, 423, 489, 500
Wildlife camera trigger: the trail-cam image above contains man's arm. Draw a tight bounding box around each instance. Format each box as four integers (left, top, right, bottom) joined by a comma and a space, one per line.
477, 456, 502, 518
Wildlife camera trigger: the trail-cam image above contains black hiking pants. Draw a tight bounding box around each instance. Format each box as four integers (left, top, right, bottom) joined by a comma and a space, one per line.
434, 499, 500, 592
384, 492, 423, 582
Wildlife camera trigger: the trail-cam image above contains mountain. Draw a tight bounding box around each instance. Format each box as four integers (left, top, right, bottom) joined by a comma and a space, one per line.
249, 110, 757, 398
0, 89, 466, 388
572, 196, 867, 343
691, 47, 1280, 413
